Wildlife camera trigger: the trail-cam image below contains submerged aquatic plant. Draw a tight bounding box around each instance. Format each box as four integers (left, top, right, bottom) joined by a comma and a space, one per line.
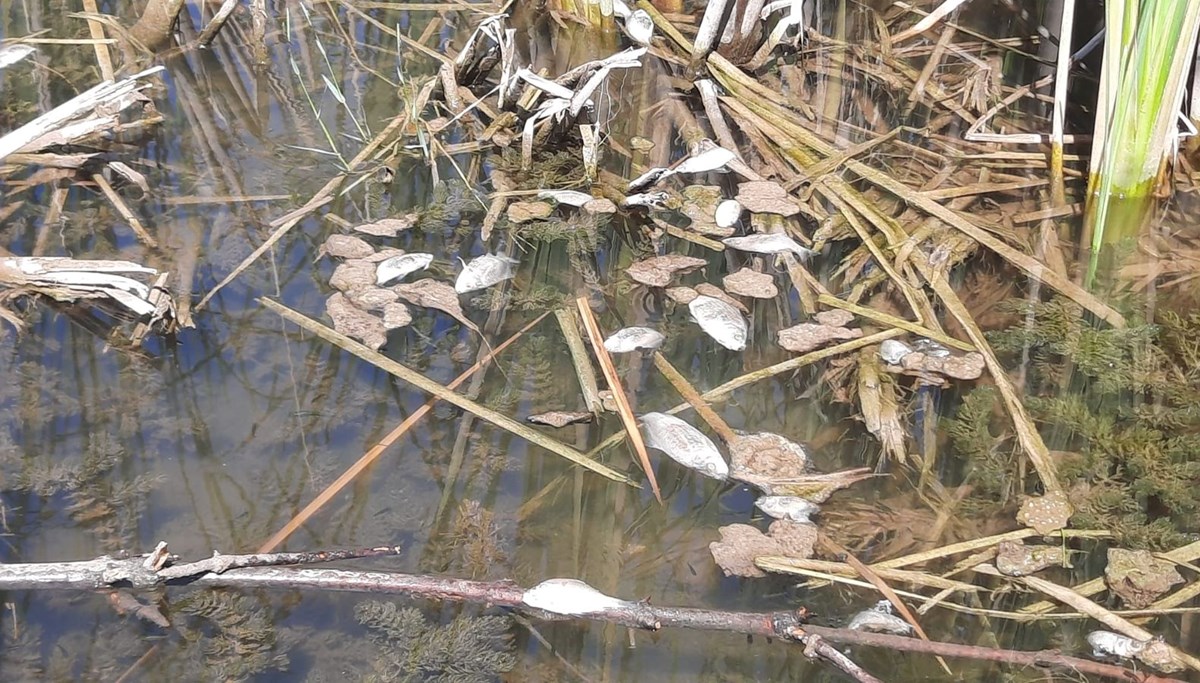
355, 601, 515, 683
949, 298, 1200, 548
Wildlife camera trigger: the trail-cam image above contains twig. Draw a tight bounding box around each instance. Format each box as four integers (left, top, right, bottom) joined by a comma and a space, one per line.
198, 0, 240, 47
574, 297, 661, 501
651, 351, 736, 443
257, 310, 551, 553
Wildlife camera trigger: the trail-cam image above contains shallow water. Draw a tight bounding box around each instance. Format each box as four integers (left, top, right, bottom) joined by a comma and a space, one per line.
1, 1, 1193, 681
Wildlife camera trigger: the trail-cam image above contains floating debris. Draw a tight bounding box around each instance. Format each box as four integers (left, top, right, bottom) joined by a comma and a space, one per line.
455, 254, 519, 293
392, 278, 480, 334
319, 234, 375, 260
710, 520, 816, 578
527, 411, 594, 428
680, 185, 735, 237
879, 339, 914, 365
603, 326, 666, 353
621, 191, 672, 209
640, 412, 729, 480
777, 318, 863, 353
694, 283, 749, 313
624, 9, 654, 47
735, 181, 801, 217
995, 540, 1068, 577
583, 197, 618, 214
912, 338, 952, 358
723, 233, 814, 259
353, 214, 418, 237
723, 268, 777, 299
847, 601, 913, 635
329, 260, 377, 292
381, 302, 412, 330
345, 286, 399, 311
755, 496, 819, 523
715, 199, 743, 229
1105, 548, 1184, 609
1016, 490, 1072, 534
897, 350, 986, 381
665, 286, 699, 304
626, 255, 706, 287
327, 292, 387, 351
688, 295, 747, 350
376, 253, 433, 286
730, 432, 809, 481
523, 578, 626, 615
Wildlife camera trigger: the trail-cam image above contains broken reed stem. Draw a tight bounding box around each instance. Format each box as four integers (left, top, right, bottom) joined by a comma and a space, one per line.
554, 308, 603, 414
574, 297, 662, 502
260, 297, 633, 485
257, 310, 551, 553
816, 293, 972, 352
92, 172, 157, 248
651, 351, 736, 444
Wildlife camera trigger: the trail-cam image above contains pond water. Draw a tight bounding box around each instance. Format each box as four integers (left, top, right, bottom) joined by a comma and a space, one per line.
2, 0, 1197, 681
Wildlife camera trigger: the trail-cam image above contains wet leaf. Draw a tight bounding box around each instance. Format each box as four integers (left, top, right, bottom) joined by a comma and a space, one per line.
680, 185, 735, 237
777, 319, 863, 353
376, 252, 433, 285
995, 541, 1067, 577
710, 521, 815, 578
729, 432, 809, 481
688, 294, 747, 350
345, 286, 399, 311
640, 412, 728, 479
527, 411, 594, 428
603, 326, 665, 353
755, 496, 819, 523
523, 578, 624, 615
723, 233, 813, 258
897, 351, 985, 380
582, 197, 618, 215
455, 254, 518, 293
329, 259, 377, 292
381, 302, 412, 330
353, 214, 418, 237
319, 234, 375, 260
392, 278, 480, 334
326, 292, 387, 351
665, 286, 698, 304
723, 268, 778, 299
1105, 549, 1184, 609
1016, 490, 1071, 534
735, 180, 801, 217
625, 255, 706, 287
507, 200, 554, 223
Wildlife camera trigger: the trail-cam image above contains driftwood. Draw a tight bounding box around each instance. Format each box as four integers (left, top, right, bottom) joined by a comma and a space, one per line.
0, 547, 1179, 683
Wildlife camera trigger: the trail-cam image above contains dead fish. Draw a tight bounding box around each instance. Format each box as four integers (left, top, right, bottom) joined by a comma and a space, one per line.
715, 199, 743, 229
878, 339, 914, 365
847, 601, 913, 635
640, 412, 729, 480
689, 295, 747, 351
913, 338, 952, 358
675, 144, 736, 175
755, 496, 820, 523
624, 9, 654, 46
455, 253, 519, 293
527, 411, 594, 428
524, 578, 627, 615
723, 233, 815, 259
1087, 631, 1148, 660
627, 167, 674, 193
376, 253, 433, 286
621, 191, 671, 209
603, 326, 665, 353
538, 189, 594, 207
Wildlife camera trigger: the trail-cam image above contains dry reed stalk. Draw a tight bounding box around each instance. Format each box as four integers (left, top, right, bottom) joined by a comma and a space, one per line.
574, 297, 662, 502
651, 352, 736, 444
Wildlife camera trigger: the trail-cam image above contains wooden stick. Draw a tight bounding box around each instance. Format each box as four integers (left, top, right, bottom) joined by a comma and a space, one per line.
574, 297, 662, 503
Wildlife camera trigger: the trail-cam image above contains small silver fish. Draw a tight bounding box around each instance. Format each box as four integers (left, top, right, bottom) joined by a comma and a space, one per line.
603, 326, 665, 353
538, 189, 594, 207
1087, 631, 1147, 660
524, 578, 627, 615
847, 601, 913, 635
624, 9, 654, 46
722, 233, 814, 259
640, 412, 729, 480
689, 295, 747, 351
913, 338, 952, 358
621, 191, 672, 209
455, 253, 519, 293
755, 496, 820, 523
375, 253, 433, 286
878, 339, 913, 365
675, 145, 736, 175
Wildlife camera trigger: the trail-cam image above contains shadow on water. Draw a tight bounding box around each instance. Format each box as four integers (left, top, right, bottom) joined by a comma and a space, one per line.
1, 0, 1199, 680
